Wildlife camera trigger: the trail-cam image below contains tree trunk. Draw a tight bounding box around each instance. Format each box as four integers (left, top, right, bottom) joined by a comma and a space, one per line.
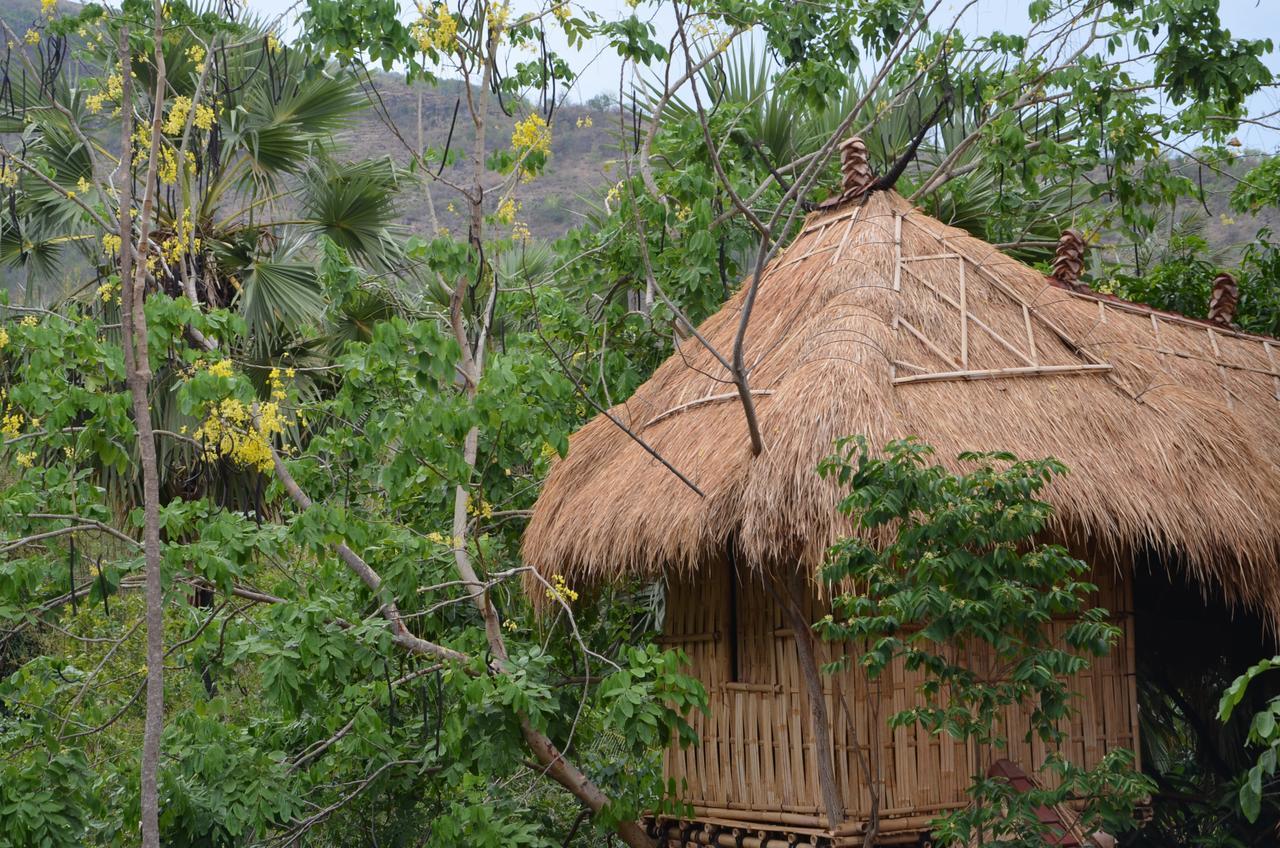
118, 12, 169, 846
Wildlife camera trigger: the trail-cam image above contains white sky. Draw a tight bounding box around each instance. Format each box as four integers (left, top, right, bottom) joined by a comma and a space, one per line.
252, 0, 1280, 150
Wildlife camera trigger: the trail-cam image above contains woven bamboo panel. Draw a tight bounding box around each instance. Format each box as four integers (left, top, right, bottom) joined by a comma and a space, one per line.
661, 558, 1140, 826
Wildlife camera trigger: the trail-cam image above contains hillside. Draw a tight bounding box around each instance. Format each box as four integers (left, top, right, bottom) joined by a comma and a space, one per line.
347, 74, 621, 241
2, 0, 1276, 253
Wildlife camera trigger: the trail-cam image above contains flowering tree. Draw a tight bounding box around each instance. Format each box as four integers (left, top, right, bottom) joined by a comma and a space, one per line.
0, 0, 1277, 845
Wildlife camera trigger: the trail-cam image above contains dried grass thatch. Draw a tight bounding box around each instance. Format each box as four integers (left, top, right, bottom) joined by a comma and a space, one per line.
523, 190, 1280, 625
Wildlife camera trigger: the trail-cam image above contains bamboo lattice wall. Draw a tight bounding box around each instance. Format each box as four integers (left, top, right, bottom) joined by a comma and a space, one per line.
659, 557, 1139, 835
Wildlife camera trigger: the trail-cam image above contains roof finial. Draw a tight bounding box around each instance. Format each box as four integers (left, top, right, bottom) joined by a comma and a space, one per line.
1208, 272, 1239, 328
819, 136, 876, 208
839, 136, 875, 197
1049, 229, 1089, 293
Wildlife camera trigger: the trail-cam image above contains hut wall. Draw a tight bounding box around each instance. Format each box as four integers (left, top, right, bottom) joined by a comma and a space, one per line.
659, 557, 1139, 831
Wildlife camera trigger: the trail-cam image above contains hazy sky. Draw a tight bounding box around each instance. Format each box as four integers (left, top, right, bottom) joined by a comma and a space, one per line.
252, 0, 1280, 149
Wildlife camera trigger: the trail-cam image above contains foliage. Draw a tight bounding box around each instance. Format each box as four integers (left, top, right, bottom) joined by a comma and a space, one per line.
1219, 657, 1280, 824
816, 437, 1154, 844
1, 0, 1279, 844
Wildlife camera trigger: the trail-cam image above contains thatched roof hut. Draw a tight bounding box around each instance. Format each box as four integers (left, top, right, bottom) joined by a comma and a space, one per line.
524, 149, 1280, 842
524, 187, 1280, 626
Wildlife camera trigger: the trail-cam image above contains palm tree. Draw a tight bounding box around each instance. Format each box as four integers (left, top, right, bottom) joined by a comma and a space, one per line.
645, 42, 1087, 262
0, 5, 418, 507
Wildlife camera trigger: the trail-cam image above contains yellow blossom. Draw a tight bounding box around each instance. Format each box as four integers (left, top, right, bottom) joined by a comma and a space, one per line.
2, 413, 23, 440
495, 197, 518, 225
206, 359, 235, 378
551, 2, 570, 22
576, 115, 592, 129
266, 32, 279, 53
503, 618, 518, 632
191, 397, 285, 472
186, 44, 205, 64
0, 168, 16, 189
102, 233, 122, 255
15, 451, 35, 468
544, 573, 579, 605
489, 1, 510, 31
412, 3, 458, 52
96, 281, 120, 304
20, 316, 37, 327
0, 328, 8, 349
24, 29, 40, 45
163, 96, 191, 134
40, 0, 56, 15
512, 220, 531, 241
511, 112, 551, 156
76, 176, 91, 193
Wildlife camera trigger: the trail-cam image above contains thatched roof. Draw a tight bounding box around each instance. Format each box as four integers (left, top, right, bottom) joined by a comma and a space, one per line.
523, 189, 1280, 624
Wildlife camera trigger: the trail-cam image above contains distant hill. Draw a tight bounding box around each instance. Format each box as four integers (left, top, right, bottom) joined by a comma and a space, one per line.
2, 0, 1277, 256
346, 74, 622, 242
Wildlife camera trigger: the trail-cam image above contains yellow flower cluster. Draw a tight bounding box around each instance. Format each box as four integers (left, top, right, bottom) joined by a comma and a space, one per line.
575, 115, 591, 129
490, 2, 510, 31
86, 73, 123, 114
267, 367, 288, 401
154, 146, 196, 185
605, 180, 623, 206
20, 316, 36, 328
24, 29, 40, 45
192, 397, 285, 472
266, 32, 279, 53
96, 281, 121, 305
412, 3, 458, 52
544, 573, 579, 605
512, 220, 531, 241
2, 412, 24, 440
161, 210, 200, 265
40, 0, 55, 15
495, 197, 518, 225
102, 233, 122, 255
15, 451, 35, 468
511, 113, 551, 156
467, 498, 494, 518
425, 531, 462, 548
162, 96, 216, 135
186, 44, 206, 73
205, 359, 235, 378
0, 327, 8, 349
0, 167, 16, 189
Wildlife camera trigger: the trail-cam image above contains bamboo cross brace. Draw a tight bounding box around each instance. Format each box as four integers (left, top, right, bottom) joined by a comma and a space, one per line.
1266, 342, 1280, 401
643, 390, 777, 430
896, 317, 961, 370
892, 363, 1114, 386
831, 207, 864, 263
1206, 327, 1234, 410
1150, 313, 1171, 377
958, 259, 968, 368
899, 264, 1035, 367
891, 212, 903, 292
966, 260, 1136, 399
1021, 304, 1038, 365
